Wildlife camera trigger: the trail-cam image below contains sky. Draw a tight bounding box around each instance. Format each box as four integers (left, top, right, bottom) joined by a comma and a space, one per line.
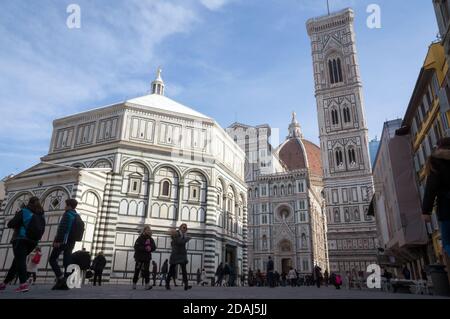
0, 0, 439, 177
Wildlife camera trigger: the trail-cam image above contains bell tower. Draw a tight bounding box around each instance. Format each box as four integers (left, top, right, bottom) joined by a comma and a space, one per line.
306, 8, 377, 273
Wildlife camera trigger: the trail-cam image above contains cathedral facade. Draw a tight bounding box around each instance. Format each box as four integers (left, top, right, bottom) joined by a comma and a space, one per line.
0, 70, 248, 283
227, 114, 328, 275
306, 9, 378, 273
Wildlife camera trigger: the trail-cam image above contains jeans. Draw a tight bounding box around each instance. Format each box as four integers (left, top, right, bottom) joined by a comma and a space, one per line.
49, 241, 76, 279
133, 261, 150, 285
159, 273, 167, 286
93, 271, 103, 286
4, 239, 36, 285
167, 263, 188, 286
440, 221, 450, 256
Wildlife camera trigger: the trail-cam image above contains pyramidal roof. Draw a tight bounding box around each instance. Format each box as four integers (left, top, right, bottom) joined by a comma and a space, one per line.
126, 94, 211, 120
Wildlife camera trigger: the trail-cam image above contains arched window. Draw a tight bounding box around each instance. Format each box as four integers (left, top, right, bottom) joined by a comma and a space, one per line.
288, 184, 292, 195
343, 107, 351, 123
331, 109, 339, 125
161, 180, 171, 197
348, 148, 356, 164
328, 60, 334, 84
335, 149, 344, 166
328, 58, 343, 84
281, 185, 285, 196
273, 186, 277, 196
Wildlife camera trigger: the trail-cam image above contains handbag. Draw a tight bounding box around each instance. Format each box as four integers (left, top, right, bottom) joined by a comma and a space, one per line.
86, 270, 94, 279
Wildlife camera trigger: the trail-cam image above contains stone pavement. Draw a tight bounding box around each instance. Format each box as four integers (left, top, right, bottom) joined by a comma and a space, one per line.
0, 284, 448, 299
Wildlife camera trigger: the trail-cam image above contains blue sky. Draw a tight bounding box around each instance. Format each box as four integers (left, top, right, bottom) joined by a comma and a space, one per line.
0, 0, 439, 177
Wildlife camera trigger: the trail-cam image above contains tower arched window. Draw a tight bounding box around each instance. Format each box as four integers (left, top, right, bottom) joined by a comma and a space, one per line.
343, 107, 351, 123
348, 148, 356, 164
331, 109, 339, 125
273, 186, 277, 196
328, 58, 343, 84
335, 149, 344, 166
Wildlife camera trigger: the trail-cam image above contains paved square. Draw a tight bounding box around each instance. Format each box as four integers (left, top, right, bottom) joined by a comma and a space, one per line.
0, 284, 448, 299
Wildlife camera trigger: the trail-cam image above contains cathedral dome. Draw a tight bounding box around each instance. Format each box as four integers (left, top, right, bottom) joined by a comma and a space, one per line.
277, 113, 323, 176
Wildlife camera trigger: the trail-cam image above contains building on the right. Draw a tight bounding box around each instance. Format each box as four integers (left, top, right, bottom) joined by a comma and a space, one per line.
433, 0, 450, 137
306, 8, 378, 274
401, 41, 449, 265
371, 119, 429, 279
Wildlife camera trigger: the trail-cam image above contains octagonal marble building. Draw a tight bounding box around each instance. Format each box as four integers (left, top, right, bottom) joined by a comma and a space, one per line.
0, 70, 248, 283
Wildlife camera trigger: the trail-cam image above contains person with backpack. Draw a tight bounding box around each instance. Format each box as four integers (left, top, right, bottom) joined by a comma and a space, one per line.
91, 251, 107, 286
165, 223, 192, 291
49, 198, 85, 290
26, 247, 42, 285
159, 259, 169, 286
132, 225, 156, 290
0, 197, 45, 293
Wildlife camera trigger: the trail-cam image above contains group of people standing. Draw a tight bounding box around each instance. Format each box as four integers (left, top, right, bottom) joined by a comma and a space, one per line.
131, 223, 192, 291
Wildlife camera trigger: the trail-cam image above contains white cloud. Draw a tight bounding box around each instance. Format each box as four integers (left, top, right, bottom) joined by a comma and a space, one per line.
199, 0, 230, 11
0, 0, 208, 175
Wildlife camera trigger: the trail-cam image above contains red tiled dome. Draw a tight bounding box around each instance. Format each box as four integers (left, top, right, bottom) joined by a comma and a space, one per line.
278, 138, 323, 176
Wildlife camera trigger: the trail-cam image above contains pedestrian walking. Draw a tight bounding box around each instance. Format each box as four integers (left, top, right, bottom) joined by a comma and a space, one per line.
152, 261, 158, 286
0, 197, 45, 293
197, 268, 201, 286
165, 223, 192, 291
314, 265, 323, 288
91, 252, 106, 286
216, 262, 224, 286
402, 266, 411, 280
266, 256, 275, 288
200, 268, 208, 286
26, 247, 42, 285
324, 269, 329, 287
132, 225, 156, 290
288, 267, 297, 287
247, 268, 254, 287
49, 199, 85, 291
422, 137, 450, 281
223, 263, 230, 286
159, 259, 169, 286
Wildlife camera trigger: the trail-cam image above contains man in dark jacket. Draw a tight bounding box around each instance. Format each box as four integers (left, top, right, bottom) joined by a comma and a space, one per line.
166, 223, 192, 291
267, 256, 275, 288
49, 199, 81, 290
422, 138, 450, 279
215, 262, 224, 286
91, 251, 107, 286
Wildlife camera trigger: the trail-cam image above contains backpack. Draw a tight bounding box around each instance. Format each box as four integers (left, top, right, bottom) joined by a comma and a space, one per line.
32, 253, 41, 265
24, 210, 46, 242
69, 213, 85, 242
335, 275, 342, 285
